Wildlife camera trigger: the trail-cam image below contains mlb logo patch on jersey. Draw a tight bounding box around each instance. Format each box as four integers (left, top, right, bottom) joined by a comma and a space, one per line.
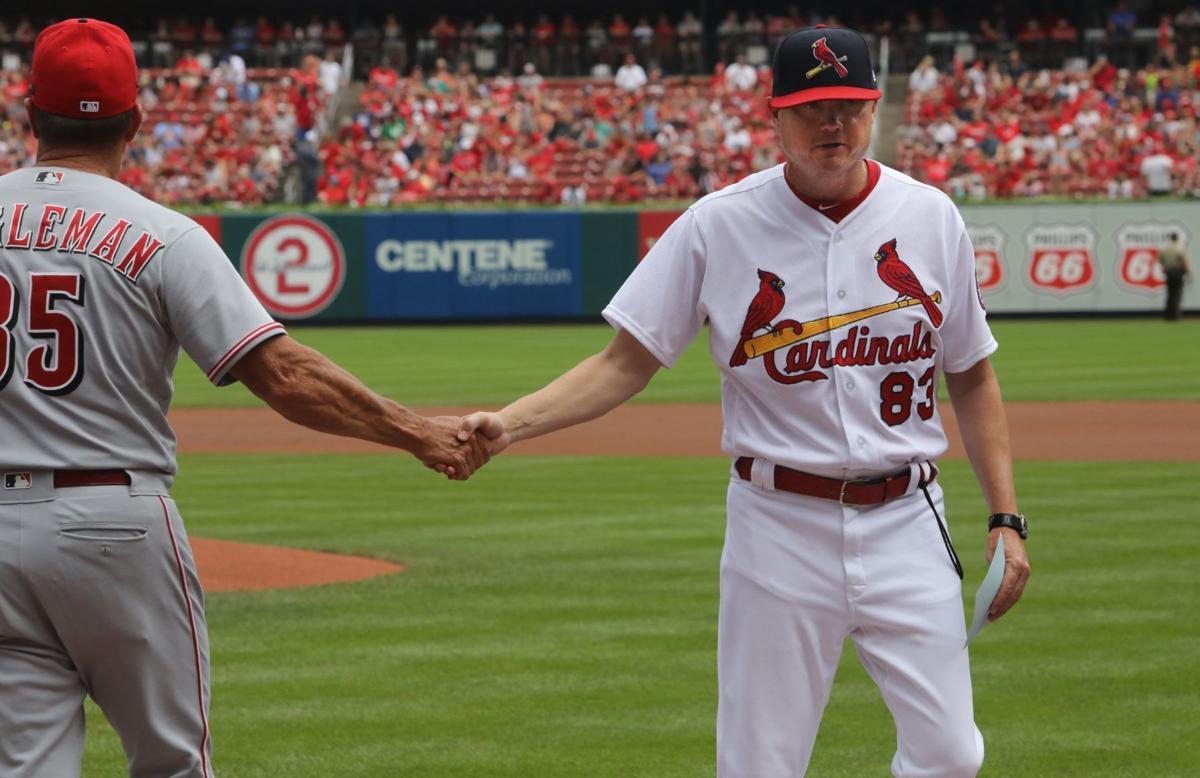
35, 171, 64, 184
4, 472, 32, 490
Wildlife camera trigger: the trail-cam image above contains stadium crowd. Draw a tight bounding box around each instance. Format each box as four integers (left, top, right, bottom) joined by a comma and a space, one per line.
320, 60, 779, 205
898, 48, 1200, 199
3, 8, 1200, 205
0, 50, 339, 205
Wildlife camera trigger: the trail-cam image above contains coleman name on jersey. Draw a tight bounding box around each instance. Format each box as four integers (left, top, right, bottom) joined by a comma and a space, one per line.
0, 202, 165, 283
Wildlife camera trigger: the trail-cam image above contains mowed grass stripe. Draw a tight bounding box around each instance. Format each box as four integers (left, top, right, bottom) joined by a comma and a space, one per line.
79, 455, 1199, 777
169, 319, 1199, 408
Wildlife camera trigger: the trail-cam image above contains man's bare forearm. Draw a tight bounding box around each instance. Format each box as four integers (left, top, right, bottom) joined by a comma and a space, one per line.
945, 358, 1018, 514
501, 330, 662, 444
232, 337, 429, 451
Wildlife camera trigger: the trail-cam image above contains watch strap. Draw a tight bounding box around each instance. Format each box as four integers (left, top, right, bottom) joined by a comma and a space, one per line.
988, 512, 1028, 539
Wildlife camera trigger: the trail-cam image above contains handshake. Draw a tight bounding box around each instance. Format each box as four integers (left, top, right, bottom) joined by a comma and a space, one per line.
415, 412, 510, 481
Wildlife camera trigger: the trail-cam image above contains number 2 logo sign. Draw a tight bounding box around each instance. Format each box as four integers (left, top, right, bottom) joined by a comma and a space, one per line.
240, 215, 345, 319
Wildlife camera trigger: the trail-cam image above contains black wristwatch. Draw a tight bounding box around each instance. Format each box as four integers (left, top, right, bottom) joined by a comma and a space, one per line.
988, 513, 1028, 540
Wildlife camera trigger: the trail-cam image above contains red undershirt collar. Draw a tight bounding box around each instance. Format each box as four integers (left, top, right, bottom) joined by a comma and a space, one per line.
788, 160, 881, 223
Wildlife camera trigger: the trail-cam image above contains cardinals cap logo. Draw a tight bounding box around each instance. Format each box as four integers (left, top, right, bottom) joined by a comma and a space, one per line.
806, 37, 849, 79
769, 26, 881, 108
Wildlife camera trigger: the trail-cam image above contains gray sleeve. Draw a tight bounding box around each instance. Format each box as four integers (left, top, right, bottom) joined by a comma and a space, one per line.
160, 226, 286, 386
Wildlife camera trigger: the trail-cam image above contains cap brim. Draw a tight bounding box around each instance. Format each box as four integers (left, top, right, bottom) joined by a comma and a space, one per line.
769, 86, 882, 108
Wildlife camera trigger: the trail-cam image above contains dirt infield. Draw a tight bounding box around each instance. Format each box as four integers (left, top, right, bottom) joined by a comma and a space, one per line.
179, 402, 1196, 592
171, 403, 1200, 461
194, 538, 403, 592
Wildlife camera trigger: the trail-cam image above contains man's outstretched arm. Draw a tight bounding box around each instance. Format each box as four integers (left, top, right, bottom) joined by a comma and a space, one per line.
459, 328, 664, 454
945, 356, 1030, 621
230, 334, 488, 479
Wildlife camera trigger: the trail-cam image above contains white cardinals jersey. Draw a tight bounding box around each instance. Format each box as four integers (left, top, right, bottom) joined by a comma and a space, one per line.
0, 167, 283, 484
604, 162, 995, 479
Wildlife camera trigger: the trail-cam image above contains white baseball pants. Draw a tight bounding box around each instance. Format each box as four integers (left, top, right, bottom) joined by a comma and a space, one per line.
717, 476, 983, 777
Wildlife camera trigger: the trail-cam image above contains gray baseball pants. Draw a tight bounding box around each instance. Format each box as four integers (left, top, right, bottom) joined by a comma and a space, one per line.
0, 475, 212, 777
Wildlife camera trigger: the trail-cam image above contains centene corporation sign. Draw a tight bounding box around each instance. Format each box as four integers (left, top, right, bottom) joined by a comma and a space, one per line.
375, 239, 573, 289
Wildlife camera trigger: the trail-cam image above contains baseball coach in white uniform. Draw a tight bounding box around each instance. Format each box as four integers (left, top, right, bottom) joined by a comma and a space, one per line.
459, 25, 1031, 778
0, 18, 488, 777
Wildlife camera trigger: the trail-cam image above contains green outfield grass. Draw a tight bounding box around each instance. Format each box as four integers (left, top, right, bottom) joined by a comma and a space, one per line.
79, 456, 1199, 777
171, 319, 1198, 408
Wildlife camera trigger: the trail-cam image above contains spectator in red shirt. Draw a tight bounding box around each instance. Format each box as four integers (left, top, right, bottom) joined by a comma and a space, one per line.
175, 50, 205, 94
171, 16, 196, 48
1049, 18, 1078, 44
653, 14, 676, 71
532, 16, 557, 47
1158, 15, 1177, 65
558, 15, 582, 75
431, 16, 458, 60
634, 133, 659, 165
200, 17, 223, 48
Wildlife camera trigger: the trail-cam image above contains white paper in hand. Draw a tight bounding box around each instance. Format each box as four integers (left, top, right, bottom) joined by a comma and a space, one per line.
966, 534, 1005, 647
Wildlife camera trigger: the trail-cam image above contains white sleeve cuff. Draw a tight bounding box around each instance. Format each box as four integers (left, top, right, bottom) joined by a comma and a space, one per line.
602, 305, 678, 369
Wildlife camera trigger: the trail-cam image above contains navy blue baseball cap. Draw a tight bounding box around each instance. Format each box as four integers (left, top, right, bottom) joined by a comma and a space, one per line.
769, 25, 881, 108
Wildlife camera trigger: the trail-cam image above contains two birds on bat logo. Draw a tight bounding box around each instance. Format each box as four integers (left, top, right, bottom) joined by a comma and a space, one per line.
728, 238, 944, 369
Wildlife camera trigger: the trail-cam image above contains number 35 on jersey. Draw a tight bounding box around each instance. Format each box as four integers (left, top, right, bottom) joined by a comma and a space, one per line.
0, 272, 85, 395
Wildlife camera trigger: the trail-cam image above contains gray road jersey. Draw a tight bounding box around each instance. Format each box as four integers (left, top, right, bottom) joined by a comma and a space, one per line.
0, 166, 283, 481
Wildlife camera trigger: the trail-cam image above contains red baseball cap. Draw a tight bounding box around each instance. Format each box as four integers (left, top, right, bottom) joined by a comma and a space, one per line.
31, 18, 138, 120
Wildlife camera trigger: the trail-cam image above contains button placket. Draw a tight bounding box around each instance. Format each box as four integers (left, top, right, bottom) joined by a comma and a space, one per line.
827, 231, 860, 464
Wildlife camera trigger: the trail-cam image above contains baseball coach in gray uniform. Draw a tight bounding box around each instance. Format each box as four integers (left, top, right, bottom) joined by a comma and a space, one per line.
0, 18, 488, 777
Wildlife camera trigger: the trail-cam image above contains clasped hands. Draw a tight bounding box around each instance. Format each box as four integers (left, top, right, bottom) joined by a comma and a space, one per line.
415, 412, 510, 480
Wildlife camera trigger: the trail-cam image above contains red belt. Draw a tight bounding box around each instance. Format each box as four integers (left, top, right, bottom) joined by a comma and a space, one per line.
53, 470, 131, 488
734, 457, 932, 506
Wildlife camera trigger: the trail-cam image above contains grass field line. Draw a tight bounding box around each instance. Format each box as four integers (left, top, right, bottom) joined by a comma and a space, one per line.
169, 321, 1200, 407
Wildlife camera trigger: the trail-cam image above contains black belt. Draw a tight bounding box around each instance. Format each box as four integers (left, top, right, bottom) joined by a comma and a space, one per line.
734, 457, 935, 506
53, 470, 131, 488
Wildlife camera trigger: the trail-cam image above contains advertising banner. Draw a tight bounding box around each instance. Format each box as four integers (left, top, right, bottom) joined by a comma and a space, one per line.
221, 213, 366, 321
962, 202, 1196, 313
367, 212, 582, 319
200, 201, 1198, 321
581, 212, 639, 314
188, 214, 222, 243
638, 210, 685, 260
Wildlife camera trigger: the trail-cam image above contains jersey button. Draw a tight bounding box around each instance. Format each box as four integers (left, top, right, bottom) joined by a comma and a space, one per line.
837, 289, 847, 299
857, 436, 867, 447
833, 234, 844, 243
846, 380, 855, 391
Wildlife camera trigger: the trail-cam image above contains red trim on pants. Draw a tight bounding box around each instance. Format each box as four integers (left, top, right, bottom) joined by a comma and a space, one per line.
160, 496, 211, 778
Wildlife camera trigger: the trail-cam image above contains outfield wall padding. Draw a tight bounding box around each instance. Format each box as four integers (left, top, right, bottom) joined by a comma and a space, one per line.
199, 203, 1198, 321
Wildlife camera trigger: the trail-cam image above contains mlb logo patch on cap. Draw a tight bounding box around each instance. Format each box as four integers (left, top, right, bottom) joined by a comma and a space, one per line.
31, 18, 138, 120
4, 472, 33, 490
